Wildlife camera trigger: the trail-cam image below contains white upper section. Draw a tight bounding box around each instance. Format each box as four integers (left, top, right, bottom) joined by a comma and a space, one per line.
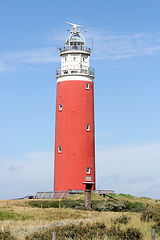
61, 53, 89, 72
56, 23, 94, 81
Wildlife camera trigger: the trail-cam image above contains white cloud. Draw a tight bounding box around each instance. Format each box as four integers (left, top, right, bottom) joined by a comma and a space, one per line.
45, 28, 68, 44
1, 28, 160, 74
85, 30, 160, 60
1, 143, 160, 199
0, 48, 60, 73
9, 166, 22, 171
96, 142, 160, 199
129, 176, 154, 183
0, 60, 17, 74
0, 28, 68, 74
3, 48, 59, 64
0, 151, 53, 200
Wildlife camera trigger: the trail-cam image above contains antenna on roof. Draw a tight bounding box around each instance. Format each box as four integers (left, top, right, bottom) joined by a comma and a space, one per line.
65, 22, 84, 34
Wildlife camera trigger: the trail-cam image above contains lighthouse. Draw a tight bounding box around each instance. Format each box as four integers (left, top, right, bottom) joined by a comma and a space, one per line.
54, 22, 95, 192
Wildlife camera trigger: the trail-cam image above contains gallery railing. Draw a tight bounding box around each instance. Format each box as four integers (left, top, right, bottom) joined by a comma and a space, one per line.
59, 45, 92, 54
56, 67, 95, 77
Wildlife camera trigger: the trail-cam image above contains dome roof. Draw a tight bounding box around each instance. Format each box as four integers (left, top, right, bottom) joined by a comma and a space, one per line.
66, 33, 85, 45
70, 33, 84, 43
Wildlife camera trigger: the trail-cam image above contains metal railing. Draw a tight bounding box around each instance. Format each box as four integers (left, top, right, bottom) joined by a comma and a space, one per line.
36, 191, 69, 199
59, 45, 92, 54
56, 67, 95, 77
35, 190, 114, 199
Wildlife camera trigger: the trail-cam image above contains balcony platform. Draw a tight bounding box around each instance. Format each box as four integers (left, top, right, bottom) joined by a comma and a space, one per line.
35, 189, 114, 199
56, 67, 95, 78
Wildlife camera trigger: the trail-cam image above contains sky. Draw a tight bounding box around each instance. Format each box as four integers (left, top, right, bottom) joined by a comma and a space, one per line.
0, 0, 160, 200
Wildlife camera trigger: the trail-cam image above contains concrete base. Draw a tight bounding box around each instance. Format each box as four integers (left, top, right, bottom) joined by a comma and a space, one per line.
35, 189, 114, 199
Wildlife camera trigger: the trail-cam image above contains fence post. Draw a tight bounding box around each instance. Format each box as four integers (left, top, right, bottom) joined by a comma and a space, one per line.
52, 232, 56, 240
152, 229, 155, 240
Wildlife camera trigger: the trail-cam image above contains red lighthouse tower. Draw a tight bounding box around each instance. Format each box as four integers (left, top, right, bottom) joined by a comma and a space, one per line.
54, 22, 95, 192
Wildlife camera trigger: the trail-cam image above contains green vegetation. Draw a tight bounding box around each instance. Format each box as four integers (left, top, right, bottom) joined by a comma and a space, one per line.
0, 193, 160, 239
28, 200, 62, 208
28, 199, 85, 210
113, 215, 131, 225
0, 210, 37, 221
123, 200, 147, 212
0, 210, 21, 221
25, 221, 143, 240
119, 193, 133, 198
141, 210, 160, 222
91, 199, 126, 212
0, 229, 16, 240
28, 194, 148, 213
141, 210, 160, 235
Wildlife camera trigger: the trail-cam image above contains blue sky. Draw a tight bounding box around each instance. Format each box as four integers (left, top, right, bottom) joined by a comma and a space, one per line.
1, 0, 160, 200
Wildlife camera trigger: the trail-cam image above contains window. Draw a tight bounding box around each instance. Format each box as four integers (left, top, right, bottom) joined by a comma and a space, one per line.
65, 57, 67, 62
58, 146, 62, 153
83, 57, 85, 62
86, 124, 90, 131
86, 83, 89, 89
86, 176, 91, 181
73, 57, 76, 61
59, 104, 62, 111
87, 167, 90, 174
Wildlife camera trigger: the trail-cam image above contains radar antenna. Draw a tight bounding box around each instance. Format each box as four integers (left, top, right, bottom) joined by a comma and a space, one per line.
65, 22, 84, 33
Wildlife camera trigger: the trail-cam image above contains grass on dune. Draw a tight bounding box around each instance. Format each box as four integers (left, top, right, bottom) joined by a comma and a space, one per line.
1, 193, 160, 239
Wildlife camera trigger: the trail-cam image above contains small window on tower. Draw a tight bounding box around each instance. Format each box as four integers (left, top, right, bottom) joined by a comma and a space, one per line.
87, 167, 90, 174
58, 146, 62, 153
59, 104, 62, 111
86, 124, 90, 131
83, 57, 85, 62
65, 57, 67, 62
86, 83, 89, 89
73, 57, 76, 61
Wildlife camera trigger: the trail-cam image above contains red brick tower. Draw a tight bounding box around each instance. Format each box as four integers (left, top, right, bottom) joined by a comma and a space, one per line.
54, 22, 95, 191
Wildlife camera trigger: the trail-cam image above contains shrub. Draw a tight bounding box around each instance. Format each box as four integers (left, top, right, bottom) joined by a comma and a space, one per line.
114, 215, 130, 225
0, 211, 24, 221
107, 225, 143, 240
141, 210, 160, 222
61, 199, 85, 210
123, 201, 147, 212
25, 221, 143, 240
29, 196, 148, 213
107, 225, 124, 239
124, 226, 143, 239
92, 199, 147, 213
92, 200, 126, 212
29, 200, 63, 208
25, 222, 107, 240
152, 221, 160, 235
119, 193, 133, 199
0, 229, 16, 240
29, 199, 85, 210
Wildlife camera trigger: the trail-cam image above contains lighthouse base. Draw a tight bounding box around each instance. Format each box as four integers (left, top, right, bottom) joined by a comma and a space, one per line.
35, 190, 114, 199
